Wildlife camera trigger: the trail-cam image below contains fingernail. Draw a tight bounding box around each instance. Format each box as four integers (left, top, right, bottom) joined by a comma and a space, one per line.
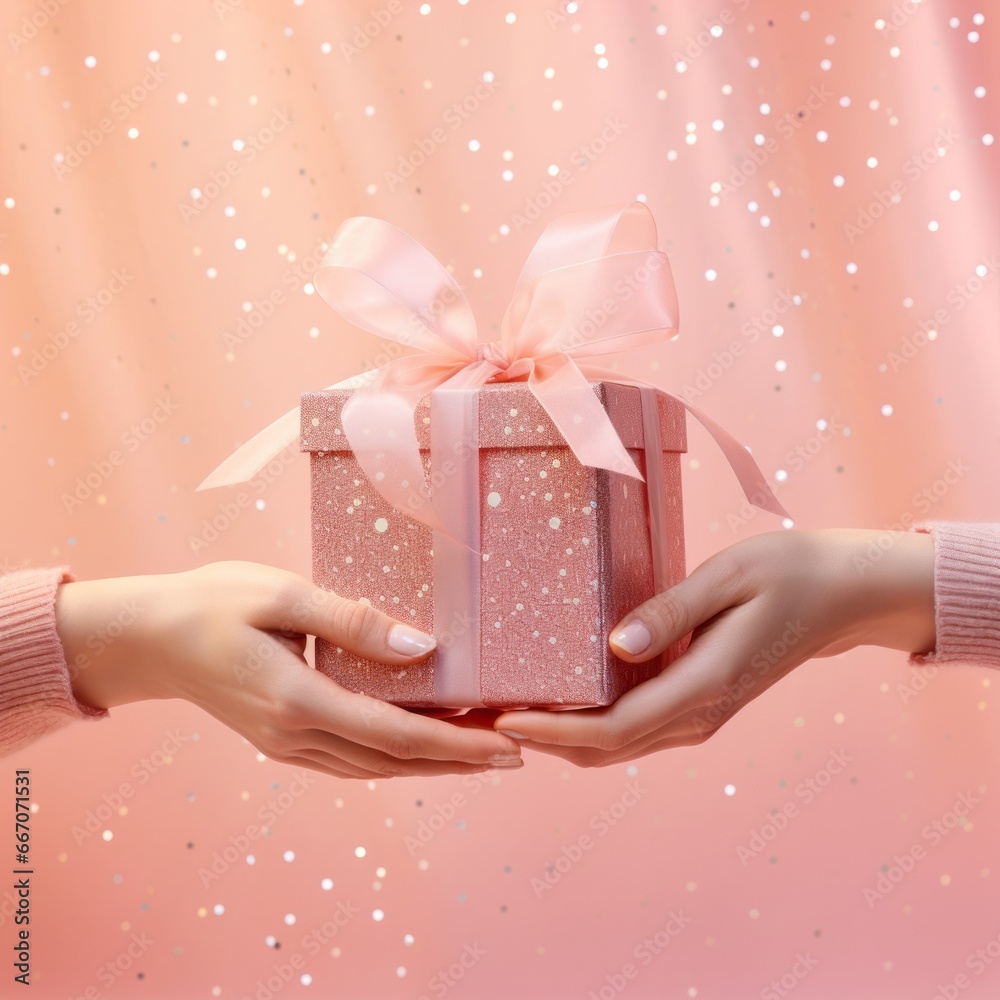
387, 623, 436, 656
488, 757, 524, 769
611, 620, 652, 655
498, 729, 527, 740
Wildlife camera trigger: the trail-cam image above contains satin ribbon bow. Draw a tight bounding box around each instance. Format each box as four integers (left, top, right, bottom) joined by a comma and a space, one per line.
198, 201, 788, 529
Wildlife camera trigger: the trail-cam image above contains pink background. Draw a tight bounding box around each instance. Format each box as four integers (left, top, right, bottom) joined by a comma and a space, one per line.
2, 0, 999, 996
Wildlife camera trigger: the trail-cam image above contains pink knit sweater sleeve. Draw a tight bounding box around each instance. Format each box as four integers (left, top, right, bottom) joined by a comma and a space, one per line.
0, 566, 108, 758
910, 522, 1000, 667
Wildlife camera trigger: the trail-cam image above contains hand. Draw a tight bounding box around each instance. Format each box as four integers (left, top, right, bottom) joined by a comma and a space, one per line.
56, 561, 523, 779
493, 529, 936, 767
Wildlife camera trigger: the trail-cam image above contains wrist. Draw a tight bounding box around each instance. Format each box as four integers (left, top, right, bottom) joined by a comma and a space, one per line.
56, 575, 168, 710
836, 528, 936, 654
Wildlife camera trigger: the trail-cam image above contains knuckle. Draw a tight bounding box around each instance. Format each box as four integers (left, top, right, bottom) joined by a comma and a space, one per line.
331, 598, 383, 647
269, 696, 309, 733
643, 587, 689, 640
595, 726, 631, 754
382, 727, 416, 761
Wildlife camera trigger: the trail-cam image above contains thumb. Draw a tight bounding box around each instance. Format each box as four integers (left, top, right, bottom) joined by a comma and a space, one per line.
609, 556, 741, 662
279, 579, 436, 665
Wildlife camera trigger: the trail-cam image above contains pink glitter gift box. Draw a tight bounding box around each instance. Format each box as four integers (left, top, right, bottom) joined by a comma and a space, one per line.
301, 379, 688, 709
198, 203, 786, 709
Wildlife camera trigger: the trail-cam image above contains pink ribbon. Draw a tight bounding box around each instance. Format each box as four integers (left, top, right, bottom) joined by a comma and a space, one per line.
198, 202, 789, 530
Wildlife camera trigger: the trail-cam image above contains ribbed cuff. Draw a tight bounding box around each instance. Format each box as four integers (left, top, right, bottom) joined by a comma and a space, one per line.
0, 566, 109, 758
909, 522, 1000, 668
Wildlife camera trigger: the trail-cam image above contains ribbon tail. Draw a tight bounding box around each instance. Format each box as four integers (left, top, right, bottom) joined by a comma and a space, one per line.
197, 370, 380, 491
575, 363, 790, 519
527, 355, 643, 481
669, 395, 790, 519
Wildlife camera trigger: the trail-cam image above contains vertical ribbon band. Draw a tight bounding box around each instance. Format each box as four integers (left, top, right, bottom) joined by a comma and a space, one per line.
427, 383, 674, 708
430, 386, 483, 707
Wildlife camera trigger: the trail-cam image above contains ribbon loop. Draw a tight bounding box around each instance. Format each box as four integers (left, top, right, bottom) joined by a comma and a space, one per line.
198, 201, 789, 525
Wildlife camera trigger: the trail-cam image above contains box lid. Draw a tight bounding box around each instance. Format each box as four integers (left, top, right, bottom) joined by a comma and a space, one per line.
300, 381, 686, 453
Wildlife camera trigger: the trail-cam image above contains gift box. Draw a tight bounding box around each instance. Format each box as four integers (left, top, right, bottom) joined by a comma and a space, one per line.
301, 380, 688, 708
198, 201, 787, 710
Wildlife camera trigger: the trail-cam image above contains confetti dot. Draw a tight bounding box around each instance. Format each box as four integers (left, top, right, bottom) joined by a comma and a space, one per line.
881, 404, 894, 416
284, 913, 296, 925
374, 517, 389, 532
355, 847, 366, 858
373, 909, 385, 921
84, 55, 97, 68
724, 784, 736, 796
215, 49, 227, 61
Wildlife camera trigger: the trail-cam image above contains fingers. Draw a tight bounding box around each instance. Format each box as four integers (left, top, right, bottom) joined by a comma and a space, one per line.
608, 551, 749, 663
263, 572, 438, 667
286, 747, 496, 781
292, 668, 523, 766
495, 601, 769, 753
